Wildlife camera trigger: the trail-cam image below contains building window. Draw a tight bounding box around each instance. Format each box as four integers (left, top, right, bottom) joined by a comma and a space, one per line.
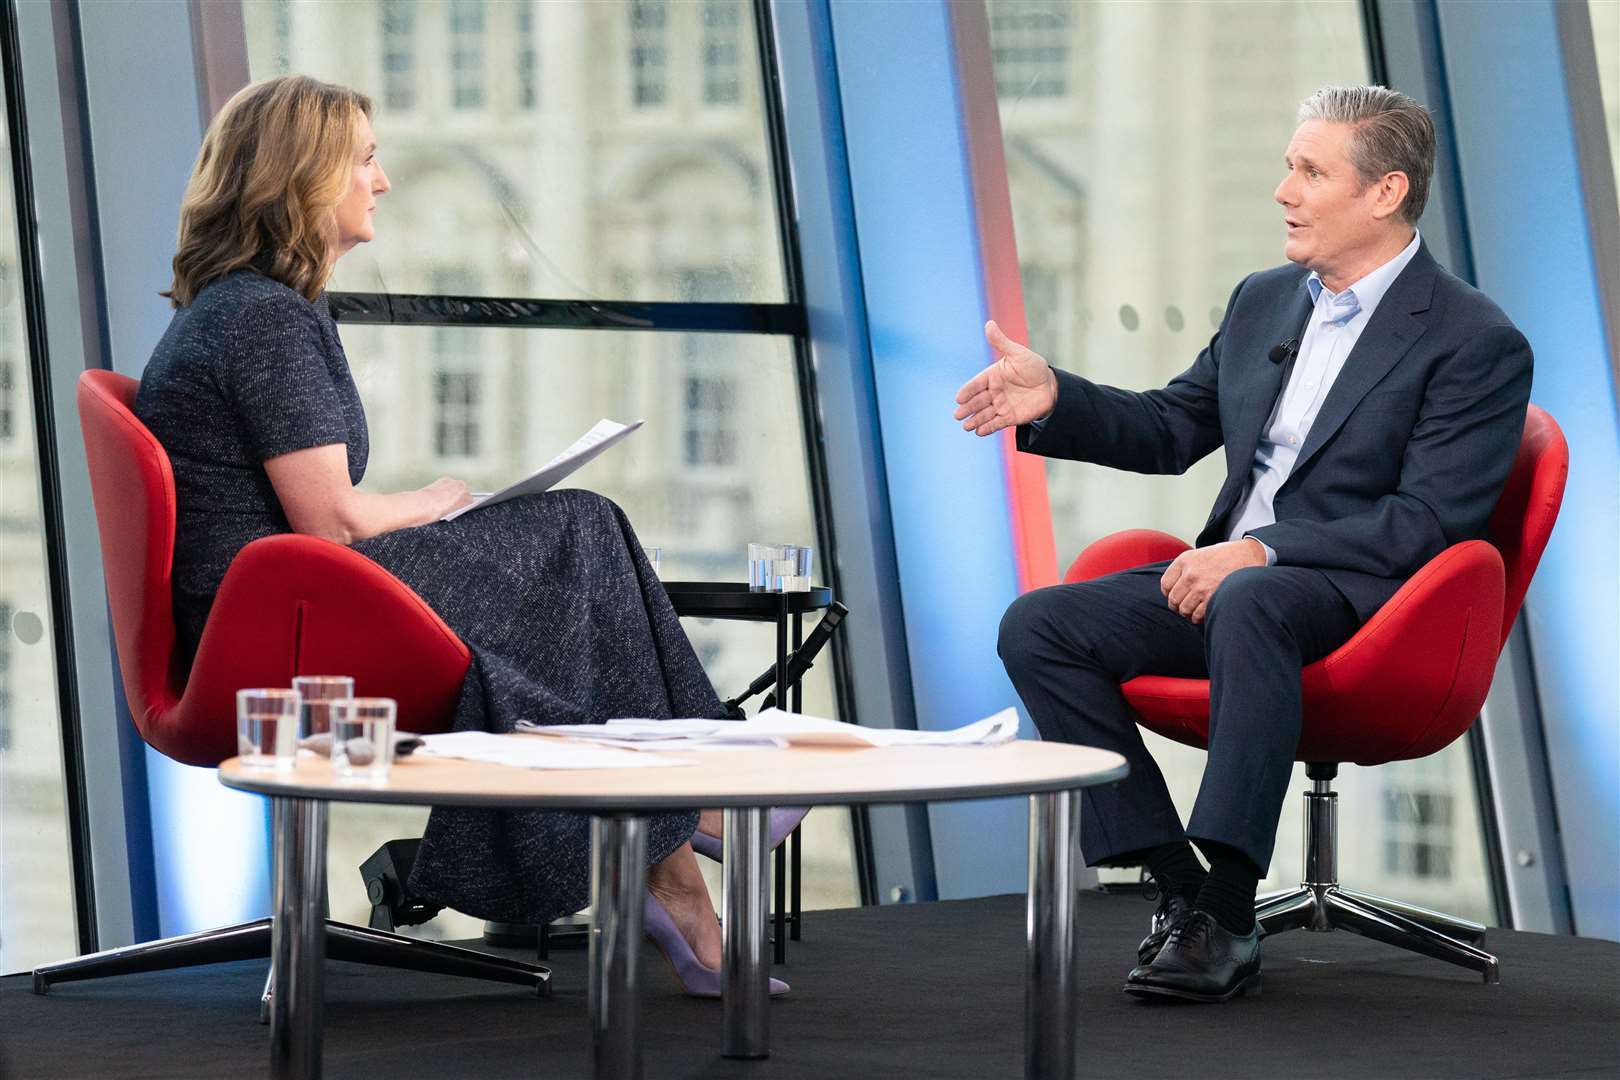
449, 0, 486, 111
432, 270, 482, 460
0, 359, 13, 443
433, 370, 482, 459
989, 1, 1071, 100
380, 0, 415, 112
1382, 784, 1456, 880
682, 362, 737, 468
1020, 263, 1060, 362
516, 4, 538, 111
676, 269, 738, 469
271, 0, 293, 75
629, 1, 670, 108
702, 1, 743, 107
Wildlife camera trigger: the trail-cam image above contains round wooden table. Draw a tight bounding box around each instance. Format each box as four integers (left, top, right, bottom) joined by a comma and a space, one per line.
220, 738, 1128, 1080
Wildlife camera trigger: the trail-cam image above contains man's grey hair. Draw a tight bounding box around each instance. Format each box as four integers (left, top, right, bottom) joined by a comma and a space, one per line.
1298, 85, 1435, 226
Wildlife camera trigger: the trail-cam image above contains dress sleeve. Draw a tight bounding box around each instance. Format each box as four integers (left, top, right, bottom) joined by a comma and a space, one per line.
224, 289, 352, 462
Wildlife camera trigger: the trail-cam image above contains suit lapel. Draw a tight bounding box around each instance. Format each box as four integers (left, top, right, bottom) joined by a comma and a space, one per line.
1287, 246, 1438, 479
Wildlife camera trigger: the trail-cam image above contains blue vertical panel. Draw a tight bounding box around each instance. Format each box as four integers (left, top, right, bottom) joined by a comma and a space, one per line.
768, 1, 936, 901
76, 0, 274, 935
828, 0, 1032, 898
1437, 1, 1620, 940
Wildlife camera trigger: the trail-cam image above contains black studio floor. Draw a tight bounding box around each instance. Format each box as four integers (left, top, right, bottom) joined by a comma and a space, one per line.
3, 891, 1617, 1080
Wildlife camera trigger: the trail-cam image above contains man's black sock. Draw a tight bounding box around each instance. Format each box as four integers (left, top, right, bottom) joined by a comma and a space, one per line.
1193, 841, 1260, 935
1142, 841, 1207, 902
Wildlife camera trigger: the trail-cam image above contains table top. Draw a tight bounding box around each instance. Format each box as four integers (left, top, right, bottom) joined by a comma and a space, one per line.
217, 738, 1128, 811
663, 581, 834, 620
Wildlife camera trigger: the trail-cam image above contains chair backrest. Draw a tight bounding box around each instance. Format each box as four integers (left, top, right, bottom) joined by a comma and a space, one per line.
77, 370, 184, 728
1487, 403, 1568, 648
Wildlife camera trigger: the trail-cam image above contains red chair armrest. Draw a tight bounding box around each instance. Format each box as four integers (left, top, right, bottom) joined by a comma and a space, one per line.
1064, 529, 1191, 584
153, 535, 471, 765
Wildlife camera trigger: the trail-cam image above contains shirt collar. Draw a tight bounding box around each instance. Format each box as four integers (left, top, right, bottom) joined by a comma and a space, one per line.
1306, 229, 1422, 315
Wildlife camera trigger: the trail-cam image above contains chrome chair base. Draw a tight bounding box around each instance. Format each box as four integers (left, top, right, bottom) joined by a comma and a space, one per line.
1258, 764, 1500, 985
32, 916, 552, 1004
1257, 883, 1498, 983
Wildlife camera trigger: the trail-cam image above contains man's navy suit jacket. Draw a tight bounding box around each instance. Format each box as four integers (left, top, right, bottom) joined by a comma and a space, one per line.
1017, 243, 1534, 622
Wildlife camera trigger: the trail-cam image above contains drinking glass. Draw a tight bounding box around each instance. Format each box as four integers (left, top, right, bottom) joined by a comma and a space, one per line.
293, 675, 353, 738
748, 542, 769, 591
644, 546, 662, 579
237, 688, 301, 771
330, 697, 397, 784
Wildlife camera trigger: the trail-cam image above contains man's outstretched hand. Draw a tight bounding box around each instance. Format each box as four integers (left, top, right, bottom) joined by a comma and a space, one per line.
954, 320, 1058, 436
1160, 539, 1269, 625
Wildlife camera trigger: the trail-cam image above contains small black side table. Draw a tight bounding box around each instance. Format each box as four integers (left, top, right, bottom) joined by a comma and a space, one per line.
664, 581, 835, 964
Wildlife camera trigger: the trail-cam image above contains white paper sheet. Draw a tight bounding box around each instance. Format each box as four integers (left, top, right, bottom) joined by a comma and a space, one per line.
416, 731, 690, 769
516, 707, 1021, 751
441, 418, 644, 521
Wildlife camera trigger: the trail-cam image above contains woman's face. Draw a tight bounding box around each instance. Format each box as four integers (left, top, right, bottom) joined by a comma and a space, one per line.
332, 110, 389, 260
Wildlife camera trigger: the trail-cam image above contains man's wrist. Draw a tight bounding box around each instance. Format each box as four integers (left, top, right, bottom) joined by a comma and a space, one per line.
1032, 368, 1059, 425
1242, 535, 1276, 566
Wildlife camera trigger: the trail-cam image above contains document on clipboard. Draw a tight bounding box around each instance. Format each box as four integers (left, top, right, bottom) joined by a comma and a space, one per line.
441, 418, 644, 521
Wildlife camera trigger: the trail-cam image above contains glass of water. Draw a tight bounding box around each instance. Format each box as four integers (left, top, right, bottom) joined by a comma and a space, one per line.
330, 697, 397, 784
237, 688, 301, 771
293, 675, 354, 739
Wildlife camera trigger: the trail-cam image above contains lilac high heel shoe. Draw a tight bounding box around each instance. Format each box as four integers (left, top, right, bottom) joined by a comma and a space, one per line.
643, 892, 789, 998
689, 807, 810, 863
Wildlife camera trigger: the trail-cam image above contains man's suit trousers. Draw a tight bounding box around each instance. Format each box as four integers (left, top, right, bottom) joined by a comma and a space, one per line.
998, 561, 1360, 874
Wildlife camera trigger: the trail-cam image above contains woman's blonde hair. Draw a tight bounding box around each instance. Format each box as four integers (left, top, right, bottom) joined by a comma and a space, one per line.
164, 75, 371, 307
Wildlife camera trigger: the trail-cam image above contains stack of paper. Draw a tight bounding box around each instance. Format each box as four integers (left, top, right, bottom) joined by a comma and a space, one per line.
416, 731, 690, 769
518, 707, 1021, 751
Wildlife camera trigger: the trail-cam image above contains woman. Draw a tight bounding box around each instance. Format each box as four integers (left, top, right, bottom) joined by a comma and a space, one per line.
136, 74, 780, 996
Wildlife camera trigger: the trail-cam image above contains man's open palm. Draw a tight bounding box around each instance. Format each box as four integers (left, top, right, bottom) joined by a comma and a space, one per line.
954, 320, 1058, 436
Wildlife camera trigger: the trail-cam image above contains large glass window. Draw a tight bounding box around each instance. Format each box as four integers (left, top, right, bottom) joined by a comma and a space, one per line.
1, 70, 79, 970
240, 0, 854, 934
987, 0, 1496, 921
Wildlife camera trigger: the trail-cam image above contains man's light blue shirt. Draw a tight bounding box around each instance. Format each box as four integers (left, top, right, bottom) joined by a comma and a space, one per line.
1228, 230, 1423, 563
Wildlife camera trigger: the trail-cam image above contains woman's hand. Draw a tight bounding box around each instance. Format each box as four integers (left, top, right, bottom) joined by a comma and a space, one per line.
422, 476, 474, 518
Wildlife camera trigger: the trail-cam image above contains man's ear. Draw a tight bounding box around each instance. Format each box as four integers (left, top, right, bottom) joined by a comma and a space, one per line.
1370, 170, 1411, 223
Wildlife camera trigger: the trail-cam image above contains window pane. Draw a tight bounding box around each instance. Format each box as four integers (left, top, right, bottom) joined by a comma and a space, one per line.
987, 0, 1497, 920
0, 88, 78, 969
315, 325, 857, 931
240, 0, 787, 303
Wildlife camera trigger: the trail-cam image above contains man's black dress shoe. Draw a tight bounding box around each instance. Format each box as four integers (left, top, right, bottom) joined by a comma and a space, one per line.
1124, 910, 1261, 1002
1136, 892, 1194, 966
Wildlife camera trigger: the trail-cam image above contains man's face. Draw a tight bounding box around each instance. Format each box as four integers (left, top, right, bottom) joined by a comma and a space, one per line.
1273, 120, 1390, 283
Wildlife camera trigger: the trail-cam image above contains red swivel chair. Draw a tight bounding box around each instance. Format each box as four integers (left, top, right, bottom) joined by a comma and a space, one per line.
1064, 405, 1566, 984
32, 370, 549, 1007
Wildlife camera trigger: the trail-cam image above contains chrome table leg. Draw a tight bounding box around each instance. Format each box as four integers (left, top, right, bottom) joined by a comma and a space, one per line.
722, 807, 771, 1059
590, 814, 647, 1080
1324, 888, 1500, 984
270, 798, 328, 1080
1025, 790, 1080, 1080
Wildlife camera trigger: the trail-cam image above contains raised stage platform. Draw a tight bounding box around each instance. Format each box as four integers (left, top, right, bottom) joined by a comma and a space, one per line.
3, 891, 1616, 1079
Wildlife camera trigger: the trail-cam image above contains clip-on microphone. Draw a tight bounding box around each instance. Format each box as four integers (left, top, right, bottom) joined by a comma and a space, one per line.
1268, 338, 1300, 364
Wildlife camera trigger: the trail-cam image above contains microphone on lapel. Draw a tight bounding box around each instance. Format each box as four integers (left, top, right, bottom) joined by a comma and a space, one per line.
1268, 338, 1300, 364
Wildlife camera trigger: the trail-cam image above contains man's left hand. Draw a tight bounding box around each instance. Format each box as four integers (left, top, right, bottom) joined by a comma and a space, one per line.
1160, 539, 1268, 625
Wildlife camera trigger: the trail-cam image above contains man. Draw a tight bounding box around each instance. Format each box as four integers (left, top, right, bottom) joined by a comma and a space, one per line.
954, 86, 1532, 1002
